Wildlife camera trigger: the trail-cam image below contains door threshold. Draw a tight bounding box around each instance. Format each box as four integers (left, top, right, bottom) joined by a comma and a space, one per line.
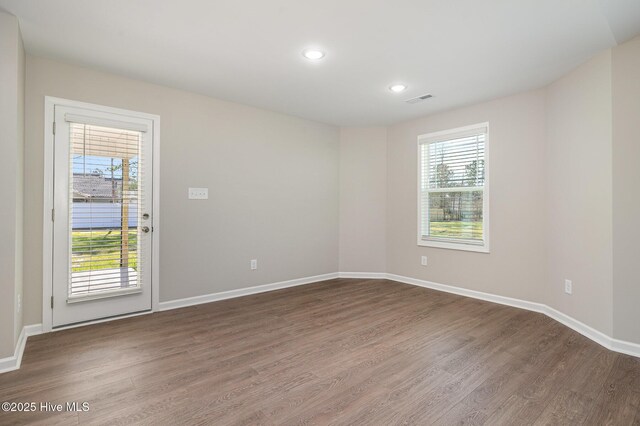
51, 309, 152, 332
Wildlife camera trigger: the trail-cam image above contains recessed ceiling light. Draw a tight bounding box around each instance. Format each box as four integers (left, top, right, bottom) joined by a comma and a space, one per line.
389, 84, 408, 93
303, 49, 325, 60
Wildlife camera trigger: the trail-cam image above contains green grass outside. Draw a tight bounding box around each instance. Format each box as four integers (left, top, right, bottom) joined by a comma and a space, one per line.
72, 230, 137, 272
430, 221, 483, 240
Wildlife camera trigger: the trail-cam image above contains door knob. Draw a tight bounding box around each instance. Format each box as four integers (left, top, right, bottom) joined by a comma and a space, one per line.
142, 213, 150, 220
141, 226, 150, 233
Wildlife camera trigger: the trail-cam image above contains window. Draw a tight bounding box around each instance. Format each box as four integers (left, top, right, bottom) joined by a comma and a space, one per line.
418, 123, 489, 252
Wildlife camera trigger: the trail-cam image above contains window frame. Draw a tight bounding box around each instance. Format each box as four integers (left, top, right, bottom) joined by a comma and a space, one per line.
416, 122, 490, 253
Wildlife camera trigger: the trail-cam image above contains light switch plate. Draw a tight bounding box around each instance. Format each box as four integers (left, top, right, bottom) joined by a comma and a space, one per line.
188, 188, 208, 200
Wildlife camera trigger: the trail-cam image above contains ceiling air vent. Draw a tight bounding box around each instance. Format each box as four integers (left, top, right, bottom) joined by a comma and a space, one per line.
406, 93, 433, 104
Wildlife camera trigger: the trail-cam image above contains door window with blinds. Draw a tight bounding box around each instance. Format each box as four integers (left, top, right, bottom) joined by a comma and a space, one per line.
417, 123, 489, 252
69, 121, 145, 297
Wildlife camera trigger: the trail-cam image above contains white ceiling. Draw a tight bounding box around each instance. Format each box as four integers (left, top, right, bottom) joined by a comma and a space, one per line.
1, 0, 639, 126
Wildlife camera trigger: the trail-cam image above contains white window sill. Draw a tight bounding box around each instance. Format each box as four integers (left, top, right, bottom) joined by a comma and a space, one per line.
418, 238, 490, 253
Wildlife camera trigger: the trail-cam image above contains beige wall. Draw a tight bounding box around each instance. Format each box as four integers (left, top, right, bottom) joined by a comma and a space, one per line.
24, 55, 339, 325
339, 127, 387, 273
15, 15, 25, 347
544, 51, 613, 335
0, 11, 25, 358
386, 90, 547, 303
612, 36, 640, 342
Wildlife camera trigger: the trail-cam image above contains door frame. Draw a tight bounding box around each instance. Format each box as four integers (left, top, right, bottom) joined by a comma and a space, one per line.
42, 96, 161, 332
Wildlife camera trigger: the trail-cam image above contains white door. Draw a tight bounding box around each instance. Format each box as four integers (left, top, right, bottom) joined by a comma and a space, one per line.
52, 104, 154, 327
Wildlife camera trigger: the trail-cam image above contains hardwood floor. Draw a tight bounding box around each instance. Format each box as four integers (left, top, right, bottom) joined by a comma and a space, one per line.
1, 278, 639, 425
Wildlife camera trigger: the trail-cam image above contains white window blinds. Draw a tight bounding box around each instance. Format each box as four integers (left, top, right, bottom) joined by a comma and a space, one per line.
418, 124, 489, 251
68, 122, 145, 297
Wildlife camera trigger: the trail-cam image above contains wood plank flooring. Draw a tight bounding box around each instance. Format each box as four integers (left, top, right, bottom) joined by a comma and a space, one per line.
1, 278, 639, 425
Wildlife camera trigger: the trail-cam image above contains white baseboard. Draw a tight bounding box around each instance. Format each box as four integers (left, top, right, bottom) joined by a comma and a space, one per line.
385, 273, 547, 314
610, 337, 640, 358
338, 272, 387, 279
0, 324, 43, 374
158, 272, 339, 311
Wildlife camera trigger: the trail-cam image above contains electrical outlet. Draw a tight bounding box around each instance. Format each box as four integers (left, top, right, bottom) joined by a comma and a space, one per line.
421, 256, 428, 266
188, 187, 208, 199
564, 279, 572, 295
250, 259, 258, 270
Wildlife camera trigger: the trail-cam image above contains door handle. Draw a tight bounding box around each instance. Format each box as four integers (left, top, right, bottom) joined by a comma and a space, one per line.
141, 226, 150, 233
142, 213, 150, 220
